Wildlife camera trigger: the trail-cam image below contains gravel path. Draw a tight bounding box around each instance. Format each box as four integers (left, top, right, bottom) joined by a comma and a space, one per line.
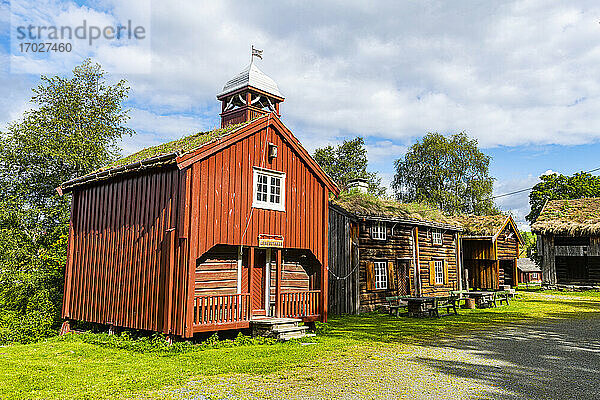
162, 316, 600, 400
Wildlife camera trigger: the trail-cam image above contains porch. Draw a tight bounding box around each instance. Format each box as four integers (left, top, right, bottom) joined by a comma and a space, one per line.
192, 291, 322, 333
192, 245, 325, 333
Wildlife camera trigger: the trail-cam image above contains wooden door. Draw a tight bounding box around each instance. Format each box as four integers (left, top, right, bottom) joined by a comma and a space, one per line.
250, 249, 266, 316
397, 260, 410, 295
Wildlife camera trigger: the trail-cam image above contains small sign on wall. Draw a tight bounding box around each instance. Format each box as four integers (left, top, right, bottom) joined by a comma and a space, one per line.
258, 234, 284, 248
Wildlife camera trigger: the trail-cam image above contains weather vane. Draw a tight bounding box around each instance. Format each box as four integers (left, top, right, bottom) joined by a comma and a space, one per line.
251, 45, 263, 62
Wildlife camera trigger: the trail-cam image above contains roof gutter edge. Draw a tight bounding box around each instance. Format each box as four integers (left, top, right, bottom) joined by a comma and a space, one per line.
57, 152, 179, 194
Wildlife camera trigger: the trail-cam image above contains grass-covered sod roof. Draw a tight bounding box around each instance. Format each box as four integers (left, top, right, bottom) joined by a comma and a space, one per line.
331, 191, 460, 228
454, 214, 508, 236
97, 120, 253, 172
532, 197, 600, 235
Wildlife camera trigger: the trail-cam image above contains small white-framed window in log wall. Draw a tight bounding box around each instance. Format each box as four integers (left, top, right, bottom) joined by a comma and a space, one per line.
371, 222, 386, 240
252, 167, 285, 211
432, 229, 443, 245
373, 261, 388, 289
434, 260, 444, 285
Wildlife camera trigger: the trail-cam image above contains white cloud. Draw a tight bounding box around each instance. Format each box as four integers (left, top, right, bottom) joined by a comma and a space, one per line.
5, 0, 600, 221
494, 174, 542, 230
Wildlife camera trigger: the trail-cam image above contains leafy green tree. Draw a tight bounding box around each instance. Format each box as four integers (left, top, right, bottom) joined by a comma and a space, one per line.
313, 137, 387, 196
392, 132, 497, 215
519, 231, 537, 258
0, 59, 132, 343
0, 58, 132, 212
526, 172, 600, 223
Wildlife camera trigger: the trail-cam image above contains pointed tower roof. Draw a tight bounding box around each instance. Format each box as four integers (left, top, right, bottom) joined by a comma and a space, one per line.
217, 61, 283, 99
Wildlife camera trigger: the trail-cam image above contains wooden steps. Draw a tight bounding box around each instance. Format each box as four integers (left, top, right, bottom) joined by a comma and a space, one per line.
250, 317, 313, 341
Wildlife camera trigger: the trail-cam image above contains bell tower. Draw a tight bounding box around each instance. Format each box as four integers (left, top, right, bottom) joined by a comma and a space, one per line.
217, 48, 284, 127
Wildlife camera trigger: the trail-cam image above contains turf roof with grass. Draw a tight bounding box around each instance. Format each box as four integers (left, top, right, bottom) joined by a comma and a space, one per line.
531, 197, 600, 235
453, 214, 508, 236
97, 119, 254, 172
331, 191, 460, 227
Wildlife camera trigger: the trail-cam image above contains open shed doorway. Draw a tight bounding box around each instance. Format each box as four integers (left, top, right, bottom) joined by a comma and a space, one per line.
500, 259, 515, 287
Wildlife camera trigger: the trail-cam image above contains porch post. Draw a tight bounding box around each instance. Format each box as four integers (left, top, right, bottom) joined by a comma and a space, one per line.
237, 246, 243, 294
249, 247, 255, 311
265, 248, 272, 315
276, 249, 282, 317
456, 232, 463, 292
413, 227, 421, 297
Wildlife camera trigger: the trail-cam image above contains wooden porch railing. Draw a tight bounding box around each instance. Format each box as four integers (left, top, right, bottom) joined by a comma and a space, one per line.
279, 290, 321, 319
193, 293, 251, 332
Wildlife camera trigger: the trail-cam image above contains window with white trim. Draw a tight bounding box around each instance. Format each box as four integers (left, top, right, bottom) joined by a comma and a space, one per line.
371, 222, 386, 240
252, 167, 285, 211
432, 229, 443, 245
434, 260, 444, 285
374, 261, 388, 289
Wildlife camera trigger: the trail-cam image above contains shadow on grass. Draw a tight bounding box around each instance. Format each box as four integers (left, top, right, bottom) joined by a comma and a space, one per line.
324, 298, 600, 345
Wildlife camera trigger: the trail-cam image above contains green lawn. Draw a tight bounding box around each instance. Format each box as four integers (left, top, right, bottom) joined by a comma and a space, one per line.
1, 292, 599, 400
517, 286, 600, 298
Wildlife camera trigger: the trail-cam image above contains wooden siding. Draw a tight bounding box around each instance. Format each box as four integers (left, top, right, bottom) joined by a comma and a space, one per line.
195, 245, 238, 296
358, 222, 414, 311
62, 167, 187, 335
327, 207, 360, 315
496, 227, 518, 260
416, 228, 459, 296
462, 223, 520, 289
184, 123, 328, 267
328, 212, 461, 313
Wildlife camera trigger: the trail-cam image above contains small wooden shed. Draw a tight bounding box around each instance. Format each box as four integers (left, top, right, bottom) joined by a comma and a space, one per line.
58, 61, 338, 338
456, 214, 523, 290
532, 197, 600, 287
328, 191, 463, 314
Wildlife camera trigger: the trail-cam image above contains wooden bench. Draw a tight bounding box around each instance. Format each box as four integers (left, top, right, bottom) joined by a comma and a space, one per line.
429, 296, 459, 318
385, 296, 409, 317
449, 291, 470, 307
494, 290, 510, 306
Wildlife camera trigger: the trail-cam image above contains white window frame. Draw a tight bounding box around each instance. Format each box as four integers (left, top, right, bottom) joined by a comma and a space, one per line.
252, 167, 285, 211
371, 222, 386, 240
432, 229, 443, 246
434, 260, 444, 285
374, 261, 388, 290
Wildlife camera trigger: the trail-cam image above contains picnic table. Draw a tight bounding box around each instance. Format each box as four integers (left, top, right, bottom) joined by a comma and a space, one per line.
464, 290, 510, 308
385, 295, 410, 317
386, 296, 458, 317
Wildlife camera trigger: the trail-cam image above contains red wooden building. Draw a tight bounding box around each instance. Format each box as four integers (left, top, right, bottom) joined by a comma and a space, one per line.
58, 60, 338, 339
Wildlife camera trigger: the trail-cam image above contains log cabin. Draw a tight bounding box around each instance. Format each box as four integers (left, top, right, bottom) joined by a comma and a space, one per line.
57, 59, 339, 339
455, 214, 523, 290
532, 197, 600, 288
328, 188, 463, 314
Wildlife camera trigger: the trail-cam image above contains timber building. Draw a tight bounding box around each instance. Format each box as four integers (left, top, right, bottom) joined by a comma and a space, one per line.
58, 60, 338, 338
532, 197, 600, 287
517, 258, 542, 284
455, 214, 523, 290
328, 188, 463, 314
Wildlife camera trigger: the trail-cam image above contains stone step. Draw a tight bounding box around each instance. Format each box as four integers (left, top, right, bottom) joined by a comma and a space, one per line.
251, 317, 301, 327
272, 325, 309, 334
278, 330, 309, 341
250, 317, 311, 341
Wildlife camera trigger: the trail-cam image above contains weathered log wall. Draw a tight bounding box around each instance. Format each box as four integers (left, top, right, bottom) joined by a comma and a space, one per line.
327, 207, 360, 315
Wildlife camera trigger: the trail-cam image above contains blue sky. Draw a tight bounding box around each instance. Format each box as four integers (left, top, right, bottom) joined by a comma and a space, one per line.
2, 0, 600, 230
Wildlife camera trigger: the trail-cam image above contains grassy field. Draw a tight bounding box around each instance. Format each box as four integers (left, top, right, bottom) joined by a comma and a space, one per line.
517, 285, 600, 297
1, 292, 600, 400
